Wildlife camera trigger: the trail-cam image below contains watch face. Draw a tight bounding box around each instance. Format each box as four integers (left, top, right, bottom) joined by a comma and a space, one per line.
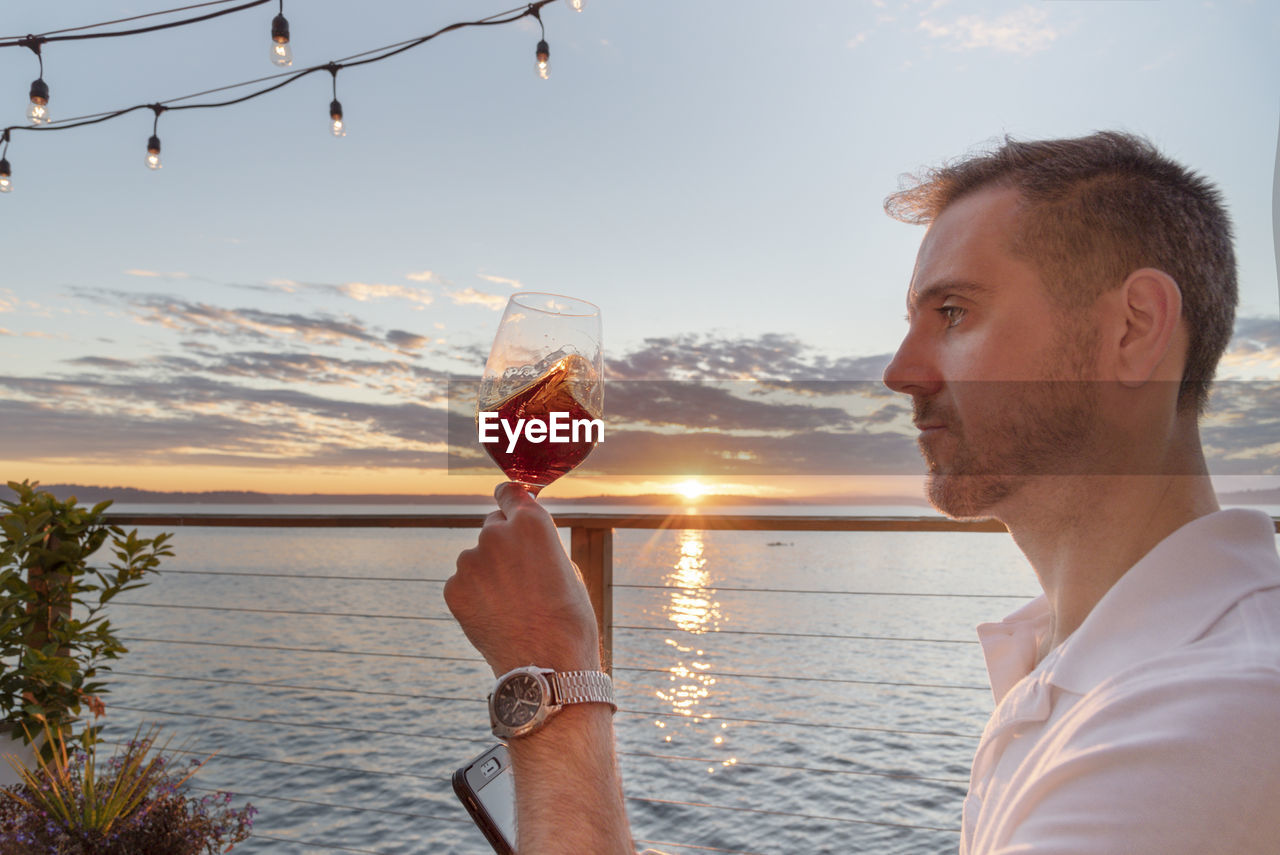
495, 672, 544, 728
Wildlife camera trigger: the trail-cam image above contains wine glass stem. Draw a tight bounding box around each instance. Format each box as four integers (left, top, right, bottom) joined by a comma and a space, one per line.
514, 482, 543, 498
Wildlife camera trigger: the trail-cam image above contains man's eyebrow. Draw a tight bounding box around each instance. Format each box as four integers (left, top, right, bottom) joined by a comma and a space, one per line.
906, 280, 991, 314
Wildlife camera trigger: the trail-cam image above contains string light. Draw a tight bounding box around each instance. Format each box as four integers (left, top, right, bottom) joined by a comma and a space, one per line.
328, 64, 345, 137
536, 40, 550, 79
533, 7, 550, 79
25, 42, 51, 125
146, 105, 165, 170
270, 0, 292, 67
0, 0, 564, 194
27, 79, 50, 125
0, 131, 11, 193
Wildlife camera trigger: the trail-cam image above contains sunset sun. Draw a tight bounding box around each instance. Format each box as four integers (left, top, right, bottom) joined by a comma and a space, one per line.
673, 479, 708, 501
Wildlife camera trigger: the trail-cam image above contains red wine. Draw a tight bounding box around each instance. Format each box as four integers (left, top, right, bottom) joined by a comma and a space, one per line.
480, 355, 602, 491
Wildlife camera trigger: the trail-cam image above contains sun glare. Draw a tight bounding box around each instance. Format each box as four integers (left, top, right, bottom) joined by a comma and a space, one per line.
673, 479, 707, 501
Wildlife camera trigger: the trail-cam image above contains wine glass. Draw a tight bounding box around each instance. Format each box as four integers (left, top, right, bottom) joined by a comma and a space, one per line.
477, 292, 603, 497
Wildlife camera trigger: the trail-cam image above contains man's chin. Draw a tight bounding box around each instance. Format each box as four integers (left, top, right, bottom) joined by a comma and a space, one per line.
925, 472, 1013, 521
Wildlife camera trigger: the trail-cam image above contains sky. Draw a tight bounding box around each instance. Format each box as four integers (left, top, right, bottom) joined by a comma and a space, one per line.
0, 0, 1278, 501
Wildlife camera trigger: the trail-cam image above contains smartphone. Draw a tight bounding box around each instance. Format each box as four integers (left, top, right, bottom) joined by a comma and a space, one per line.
453, 743, 517, 854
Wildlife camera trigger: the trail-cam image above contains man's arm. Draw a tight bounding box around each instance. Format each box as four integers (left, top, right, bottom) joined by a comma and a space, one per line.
445, 482, 634, 854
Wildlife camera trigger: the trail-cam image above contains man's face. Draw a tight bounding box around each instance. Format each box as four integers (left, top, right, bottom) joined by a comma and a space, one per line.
882, 186, 1102, 519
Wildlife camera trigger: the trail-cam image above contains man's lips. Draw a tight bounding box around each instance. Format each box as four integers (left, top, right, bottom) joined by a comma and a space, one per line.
914, 422, 946, 433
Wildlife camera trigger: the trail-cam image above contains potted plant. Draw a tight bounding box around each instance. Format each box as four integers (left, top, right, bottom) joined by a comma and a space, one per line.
0, 721, 256, 853
0, 480, 172, 779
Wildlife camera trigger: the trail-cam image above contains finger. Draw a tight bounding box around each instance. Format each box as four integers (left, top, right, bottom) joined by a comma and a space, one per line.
455, 545, 484, 573
494, 481, 538, 518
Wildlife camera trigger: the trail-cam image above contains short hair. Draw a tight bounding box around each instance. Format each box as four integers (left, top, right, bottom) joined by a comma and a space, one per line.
884, 131, 1237, 415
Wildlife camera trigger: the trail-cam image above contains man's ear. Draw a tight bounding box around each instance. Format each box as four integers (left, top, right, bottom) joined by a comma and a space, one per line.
1114, 267, 1183, 388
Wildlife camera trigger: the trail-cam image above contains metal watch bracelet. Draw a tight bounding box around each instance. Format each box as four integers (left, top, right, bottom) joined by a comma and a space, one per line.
551, 670, 616, 711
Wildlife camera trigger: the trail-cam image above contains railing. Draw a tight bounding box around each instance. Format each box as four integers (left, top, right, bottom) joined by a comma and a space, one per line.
92, 511, 1278, 854
103, 513, 1011, 674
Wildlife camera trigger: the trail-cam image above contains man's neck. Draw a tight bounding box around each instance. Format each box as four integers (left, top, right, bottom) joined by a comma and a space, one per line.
999, 440, 1220, 657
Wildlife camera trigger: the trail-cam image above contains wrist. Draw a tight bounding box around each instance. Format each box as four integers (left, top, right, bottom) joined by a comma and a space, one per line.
491, 644, 601, 678
506, 701, 616, 760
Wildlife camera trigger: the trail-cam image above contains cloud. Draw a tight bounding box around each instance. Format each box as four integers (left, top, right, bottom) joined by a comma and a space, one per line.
405, 271, 436, 283
337, 282, 434, 306
0, 290, 40, 313
918, 6, 1058, 56
477, 274, 524, 289
87, 291, 440, 357
6, 312, 1278, 480
124, 269, 191, 279
446, 287, 507, 311
1219, 316, 1280, 379
0, 374, 450, 469
606, 333, 891, 382
67, 356, 137, 371
385, 330, 432, 352
124, 296, 386, 348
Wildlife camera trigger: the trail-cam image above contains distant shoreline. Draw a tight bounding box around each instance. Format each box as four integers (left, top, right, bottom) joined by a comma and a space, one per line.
27, 483, 930, 507
18, 483, 1280, 508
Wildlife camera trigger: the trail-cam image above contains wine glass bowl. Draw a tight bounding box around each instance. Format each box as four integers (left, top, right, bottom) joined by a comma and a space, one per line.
478, 293, 603, 496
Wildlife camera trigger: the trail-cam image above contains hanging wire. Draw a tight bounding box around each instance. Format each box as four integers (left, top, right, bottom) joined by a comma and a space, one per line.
1, 0, 557, 140
112, 600, 456, 621
1, 0, 274, 48
29, 41, 44, 77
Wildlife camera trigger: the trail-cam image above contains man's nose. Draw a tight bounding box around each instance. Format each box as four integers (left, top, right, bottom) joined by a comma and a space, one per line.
882, 331, 942, 398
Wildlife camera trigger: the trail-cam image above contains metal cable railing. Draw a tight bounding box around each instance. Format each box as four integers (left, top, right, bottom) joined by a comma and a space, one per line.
89, 511, 1054, 852
99, 728, 968, 791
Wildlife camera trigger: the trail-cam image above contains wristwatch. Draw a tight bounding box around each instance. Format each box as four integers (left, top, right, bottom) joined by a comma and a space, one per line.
489, 665, 616, 739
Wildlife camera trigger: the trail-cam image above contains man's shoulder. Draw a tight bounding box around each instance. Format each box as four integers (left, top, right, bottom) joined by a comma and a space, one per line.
1063, 615, 1280, 746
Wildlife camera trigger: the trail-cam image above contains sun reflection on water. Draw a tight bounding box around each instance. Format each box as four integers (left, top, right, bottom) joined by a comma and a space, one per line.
665, 529, 720, 635
655, 530, 735, 770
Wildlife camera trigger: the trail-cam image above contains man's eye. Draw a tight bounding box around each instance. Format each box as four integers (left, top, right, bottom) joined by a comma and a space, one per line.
939, 305, 966, 327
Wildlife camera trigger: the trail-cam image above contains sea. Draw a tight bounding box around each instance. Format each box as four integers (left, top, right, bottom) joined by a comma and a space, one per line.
85, 501, 1279, 855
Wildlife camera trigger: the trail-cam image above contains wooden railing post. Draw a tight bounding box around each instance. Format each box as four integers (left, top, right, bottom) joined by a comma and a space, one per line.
570, 525, 613, 675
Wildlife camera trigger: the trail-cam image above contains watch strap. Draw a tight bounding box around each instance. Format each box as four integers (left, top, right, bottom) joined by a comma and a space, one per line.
550, 670, 616, 712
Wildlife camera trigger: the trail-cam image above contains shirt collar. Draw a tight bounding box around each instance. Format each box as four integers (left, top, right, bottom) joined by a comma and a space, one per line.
977, 595, 1052, 705
977, 509, 1280, 704
1047, 509, 1280, 696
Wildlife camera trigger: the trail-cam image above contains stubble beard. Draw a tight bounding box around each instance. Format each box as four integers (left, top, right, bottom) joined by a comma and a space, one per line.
922, 333, 1102, 520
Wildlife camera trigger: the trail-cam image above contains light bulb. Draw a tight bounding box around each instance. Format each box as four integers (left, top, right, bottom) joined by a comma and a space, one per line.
27, 78, 50, 125
329, 99, 345, 137
270, 14, 292, 66
566, 0, 587, 11
271, 41, 293, 66
146, 135, 162, 170
536, 40, 551, 80
0, 158, 11, 193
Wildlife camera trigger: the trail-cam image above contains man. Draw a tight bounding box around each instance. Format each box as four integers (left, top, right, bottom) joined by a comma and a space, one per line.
445, 132, 1280, 853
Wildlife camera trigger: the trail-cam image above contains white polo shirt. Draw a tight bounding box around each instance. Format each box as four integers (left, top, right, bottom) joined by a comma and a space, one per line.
962, 509, 1280, 854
